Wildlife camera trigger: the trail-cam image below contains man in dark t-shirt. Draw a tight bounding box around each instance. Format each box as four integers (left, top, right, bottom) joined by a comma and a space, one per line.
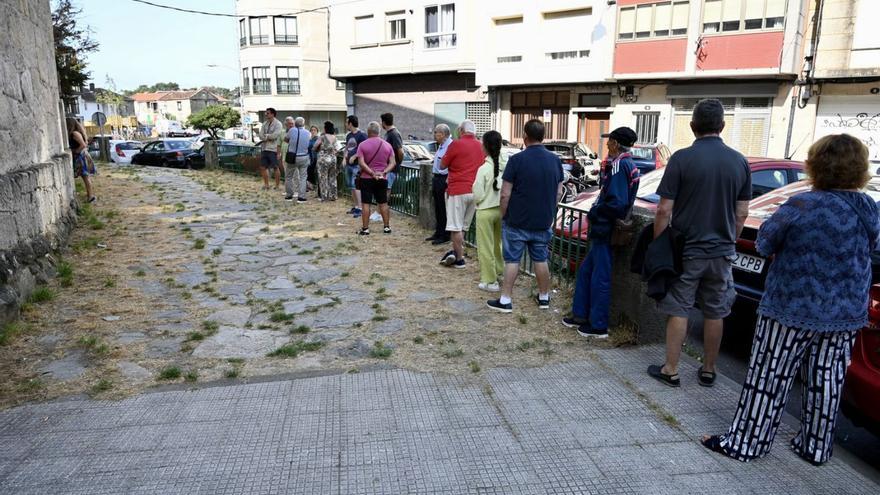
648, 99, 751, 389
487, 119, 564, 314
381, 112, 404, 191
344, 115, 368, 217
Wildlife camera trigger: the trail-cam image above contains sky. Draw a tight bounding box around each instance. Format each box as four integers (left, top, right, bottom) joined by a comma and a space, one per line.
77, 0, 240, 91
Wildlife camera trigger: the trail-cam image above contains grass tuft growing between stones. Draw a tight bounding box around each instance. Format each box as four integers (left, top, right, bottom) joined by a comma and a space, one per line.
193, 238, 206, 250
269, 311, 294, 323
267, 341, 324, 358
28, 287, 55, 304
157, 366, 182, 381
0, 322, 26, 346
56, 261, 74, 287
184, 370, 199, 382
290, 325, 310, 334
369, 341, 393, 359
92, 379, 113, 393
468, 361, 481, 373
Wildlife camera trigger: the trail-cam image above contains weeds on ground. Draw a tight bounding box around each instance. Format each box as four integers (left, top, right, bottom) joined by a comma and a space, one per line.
441, 346, 465, 359
57, 261, 74, 287
27, 287, 55, 304
468, 361, 481, 373
369, 341, 393, 359
92, 379, 113, 393
0, 322, 25, 346
78, 335, 110, 356
267, 341, 324, 358
412, 336, 424, 344
157, 366, 182, 380
269, 311, 294, 323
193, 238, 206, 250
290, 325, 310, 334
184, 370, 198, 382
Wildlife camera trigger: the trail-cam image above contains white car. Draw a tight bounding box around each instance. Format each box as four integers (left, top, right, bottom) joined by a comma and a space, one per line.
109, 140, 144, 164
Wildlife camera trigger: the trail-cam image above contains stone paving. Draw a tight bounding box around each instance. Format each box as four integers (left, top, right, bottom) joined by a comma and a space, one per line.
4, 167, 879, 493
1, 345, 876, 494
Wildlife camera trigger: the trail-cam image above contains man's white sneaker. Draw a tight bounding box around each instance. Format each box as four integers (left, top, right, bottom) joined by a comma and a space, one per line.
478, 282, 500, 292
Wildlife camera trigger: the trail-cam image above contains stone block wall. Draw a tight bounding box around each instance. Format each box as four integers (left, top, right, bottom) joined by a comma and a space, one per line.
0, 0, 76, 324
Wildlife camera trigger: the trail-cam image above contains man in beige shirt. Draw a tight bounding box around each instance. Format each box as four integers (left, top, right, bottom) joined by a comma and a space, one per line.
258, 107, 284, 190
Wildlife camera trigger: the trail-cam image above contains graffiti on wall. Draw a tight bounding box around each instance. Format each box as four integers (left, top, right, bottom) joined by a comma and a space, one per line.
815, 103, 880, 163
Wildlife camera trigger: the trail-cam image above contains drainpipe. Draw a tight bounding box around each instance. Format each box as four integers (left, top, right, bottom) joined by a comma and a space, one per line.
785, 0, 824, 159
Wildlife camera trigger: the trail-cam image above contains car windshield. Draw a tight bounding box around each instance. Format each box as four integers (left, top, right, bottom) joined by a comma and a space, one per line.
545, 144, 571, 156
630, 147, 654, 160
635, 168, 667, 203
165, 141, 192, 150
404, 144, 432, 161
117, 142, 141, 150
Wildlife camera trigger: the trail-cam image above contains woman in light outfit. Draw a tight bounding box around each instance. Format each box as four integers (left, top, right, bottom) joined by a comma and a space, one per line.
702, 134, 880, 465
313, 121, 338, 201
472, 131, 507, 292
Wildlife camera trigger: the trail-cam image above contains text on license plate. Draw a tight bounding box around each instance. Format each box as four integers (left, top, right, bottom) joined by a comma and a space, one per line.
733, 253, 766, 273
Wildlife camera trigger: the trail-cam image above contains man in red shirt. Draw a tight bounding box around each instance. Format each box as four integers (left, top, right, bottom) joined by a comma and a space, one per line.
439, 120, 485, 268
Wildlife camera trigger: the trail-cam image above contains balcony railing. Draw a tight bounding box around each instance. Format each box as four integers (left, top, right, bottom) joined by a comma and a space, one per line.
252, 81, 271, 95
424, 33, 456, 49
274, 34, 298, 45
250, 35, 268, 45
239, 37, 246, 47
277, 81, 301, 95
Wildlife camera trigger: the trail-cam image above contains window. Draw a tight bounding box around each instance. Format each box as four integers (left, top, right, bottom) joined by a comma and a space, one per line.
176, 101, 182, 111
466, 102, 491, 136
703, 0, 784, 34
252, 67, 270, 95
497, 55, 522, 63
578, 93, 611, 107
276, 67, 300, 95
546, 50, 590, 61
274, 16, 298, 44
239, 18, 247, 46
249, 17, 269, 45
494, 16, 522, 62
619, 1, 689, 40
672, 97, 771, 155
242, 68, 250, 95
634, 112, 660, 144
386, 11, 406, 41
425, 3, 456, 49
354, 15, 377, 45
751, 169, 788, 198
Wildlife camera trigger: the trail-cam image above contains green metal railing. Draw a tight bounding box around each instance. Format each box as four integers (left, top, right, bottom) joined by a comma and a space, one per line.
548, 203, 592, 281
336, 163, 421, 218
217, 145, 262, 175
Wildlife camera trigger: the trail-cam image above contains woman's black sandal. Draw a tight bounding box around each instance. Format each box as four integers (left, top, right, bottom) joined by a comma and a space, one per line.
647, 364, 680, 387
698, 367, 717, 388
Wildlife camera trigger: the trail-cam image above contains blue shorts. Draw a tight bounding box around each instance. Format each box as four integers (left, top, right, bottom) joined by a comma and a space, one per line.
502, 223, 552, 264
386, 172, 397, 190
260, 150, 279, 169
345, 165, 359, 189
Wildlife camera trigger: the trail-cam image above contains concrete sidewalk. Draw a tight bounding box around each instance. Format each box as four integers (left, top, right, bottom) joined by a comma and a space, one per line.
1, 344, 875, 494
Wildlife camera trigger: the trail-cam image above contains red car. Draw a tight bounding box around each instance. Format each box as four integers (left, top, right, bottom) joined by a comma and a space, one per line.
736, 177, 880, 432
554, 157, 806, 246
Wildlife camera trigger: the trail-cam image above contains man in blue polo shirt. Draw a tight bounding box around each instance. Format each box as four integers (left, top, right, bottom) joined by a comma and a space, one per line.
563, 127, 640, 338
487, 119, 564, 313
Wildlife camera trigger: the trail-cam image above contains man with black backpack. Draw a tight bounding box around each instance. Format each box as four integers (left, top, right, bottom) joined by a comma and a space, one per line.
562, 127, 640, 339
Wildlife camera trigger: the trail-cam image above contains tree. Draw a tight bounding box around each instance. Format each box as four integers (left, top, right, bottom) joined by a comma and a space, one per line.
96, 75, 124, 116
52, 0, 98, 108
187, 105, 241, 138
124, 82, 180, 95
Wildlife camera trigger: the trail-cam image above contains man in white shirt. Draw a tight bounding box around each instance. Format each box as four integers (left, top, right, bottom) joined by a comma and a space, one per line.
258, 107, 284, 191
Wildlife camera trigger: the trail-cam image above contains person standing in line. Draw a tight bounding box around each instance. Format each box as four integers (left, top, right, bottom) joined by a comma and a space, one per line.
702, 134, 879, 465
648, 99, 752, 388
472, 130, 507, 292
487, 119, 563, 313
283, 117, 312, 202
313, 121, 339, 201
258, 108, 284, 191
563, 127, 640, 338
307, 125, 320, 194
66, 117, 97, 203
355, 121, 395, 235
439, 120, 485, 268
344, 116, 368, 218
426, 124, 453, 245
381, 113, 404, 192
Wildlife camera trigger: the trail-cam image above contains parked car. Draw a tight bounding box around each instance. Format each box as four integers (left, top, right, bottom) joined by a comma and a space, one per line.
544, 141, 600, 184
732, 176, 880, 433
184, 140, 257, 170
87, 135, 113, 160
551, 158, 806, 271
131, 139, 200, 168
109, 140, 143, 164
630, 144, 672, 175
402, 142, 434, 165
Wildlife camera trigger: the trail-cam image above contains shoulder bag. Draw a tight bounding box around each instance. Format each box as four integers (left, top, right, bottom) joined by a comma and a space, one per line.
285, 128, 302, 164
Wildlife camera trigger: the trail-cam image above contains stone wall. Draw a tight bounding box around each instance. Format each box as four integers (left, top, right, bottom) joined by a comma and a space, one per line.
0, 0, 76, 324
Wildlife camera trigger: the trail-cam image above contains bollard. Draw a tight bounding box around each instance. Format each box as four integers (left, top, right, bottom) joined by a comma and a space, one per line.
418, 162, 435, 231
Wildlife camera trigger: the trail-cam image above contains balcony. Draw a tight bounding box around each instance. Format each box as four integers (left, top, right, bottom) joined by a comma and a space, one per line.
274, 35, 298, 45
277, 81, 301, 95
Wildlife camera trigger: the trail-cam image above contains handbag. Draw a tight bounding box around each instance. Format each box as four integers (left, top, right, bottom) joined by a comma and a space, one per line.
285, 128, 302, 164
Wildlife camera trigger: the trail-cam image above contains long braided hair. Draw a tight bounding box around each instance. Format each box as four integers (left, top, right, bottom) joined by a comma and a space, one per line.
482, 130, 503, 191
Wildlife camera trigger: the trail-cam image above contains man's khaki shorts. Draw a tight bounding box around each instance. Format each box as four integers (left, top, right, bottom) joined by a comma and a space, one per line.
657, 256, 736, 320
445, 193, 476, 232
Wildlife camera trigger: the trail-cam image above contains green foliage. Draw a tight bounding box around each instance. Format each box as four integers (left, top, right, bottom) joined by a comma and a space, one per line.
187, 105, 241, 139
52, 0, 99, 107
28, 287, 55, 304
369, 341, 393, 359
267, 341, 324, 358
157, 366, 182, 380
125, 82, 180, 95
0, 322, 25, 346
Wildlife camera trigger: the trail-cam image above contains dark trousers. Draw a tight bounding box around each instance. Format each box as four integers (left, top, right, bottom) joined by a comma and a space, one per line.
572, 240, 612, 330
432, 174, 449, 240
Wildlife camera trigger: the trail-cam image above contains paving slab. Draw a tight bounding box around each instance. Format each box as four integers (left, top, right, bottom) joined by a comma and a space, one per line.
39, 350, 87, 381
190, 326, 287, 359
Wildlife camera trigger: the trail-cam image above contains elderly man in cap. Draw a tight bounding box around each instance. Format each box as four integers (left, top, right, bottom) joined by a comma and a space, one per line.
563, 126, 640, 338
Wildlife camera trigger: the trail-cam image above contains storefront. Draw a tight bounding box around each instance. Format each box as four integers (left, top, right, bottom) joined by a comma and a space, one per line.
815, 95, 880, 168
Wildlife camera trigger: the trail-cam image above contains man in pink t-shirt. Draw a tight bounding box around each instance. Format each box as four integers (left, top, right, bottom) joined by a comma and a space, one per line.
355, 121, 396, 235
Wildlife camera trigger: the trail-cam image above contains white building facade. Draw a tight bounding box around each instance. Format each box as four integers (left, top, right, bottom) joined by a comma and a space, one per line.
237, 0, 347, 128
328, 0, 486, 139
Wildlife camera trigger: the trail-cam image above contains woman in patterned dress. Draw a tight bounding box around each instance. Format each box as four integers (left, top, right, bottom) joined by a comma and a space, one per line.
66, 117, 97, 203
313, 121, 338, 201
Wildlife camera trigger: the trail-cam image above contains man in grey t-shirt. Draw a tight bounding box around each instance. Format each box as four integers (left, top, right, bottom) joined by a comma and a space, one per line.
648, 99, 751, 389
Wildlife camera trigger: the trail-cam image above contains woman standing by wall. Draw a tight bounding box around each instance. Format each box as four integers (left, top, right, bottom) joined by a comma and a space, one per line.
314, 121, 338, 201
66, 117, 96, 203
702, 134, 880, 465
472, 131, 507, 292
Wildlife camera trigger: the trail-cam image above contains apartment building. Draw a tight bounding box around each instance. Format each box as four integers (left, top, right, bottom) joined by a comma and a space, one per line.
475, 1, 617, 149
800, 0, 880, 166
132, 89, 226, 126
607, 0, 806, 159
237, 0, 347, 128
328, 0, 485, 139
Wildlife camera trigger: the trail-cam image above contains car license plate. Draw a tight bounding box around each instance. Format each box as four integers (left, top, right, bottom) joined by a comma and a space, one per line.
733, 252, 765, 274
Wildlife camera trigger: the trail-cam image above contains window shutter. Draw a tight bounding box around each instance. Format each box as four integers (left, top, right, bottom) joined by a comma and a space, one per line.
635, 5, 653, 35
672, 114, 693, 151
735, 116, 769, 157
654, 2, 672, 34
765, 0, 785, 18
722, 0, 743, 22
619, 7, 636, 37
671, 2, 689, 32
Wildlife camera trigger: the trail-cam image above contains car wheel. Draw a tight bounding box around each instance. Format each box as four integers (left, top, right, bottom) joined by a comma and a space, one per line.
161, 159, 169, 168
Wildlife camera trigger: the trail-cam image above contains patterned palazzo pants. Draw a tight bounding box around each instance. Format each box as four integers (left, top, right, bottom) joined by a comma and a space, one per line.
317, 155, 338, 201
719, 315, 857, 464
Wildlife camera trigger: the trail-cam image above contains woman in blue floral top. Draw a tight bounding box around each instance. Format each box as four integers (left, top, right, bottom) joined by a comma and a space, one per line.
702, 134, 880, 465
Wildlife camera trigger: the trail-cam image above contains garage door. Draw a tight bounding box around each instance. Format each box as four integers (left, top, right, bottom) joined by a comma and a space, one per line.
672, 97, 769, 155
815, 96, 880, 164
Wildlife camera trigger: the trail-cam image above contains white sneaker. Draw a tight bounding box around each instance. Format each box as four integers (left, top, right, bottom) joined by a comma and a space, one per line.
478, 282, 500, 292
